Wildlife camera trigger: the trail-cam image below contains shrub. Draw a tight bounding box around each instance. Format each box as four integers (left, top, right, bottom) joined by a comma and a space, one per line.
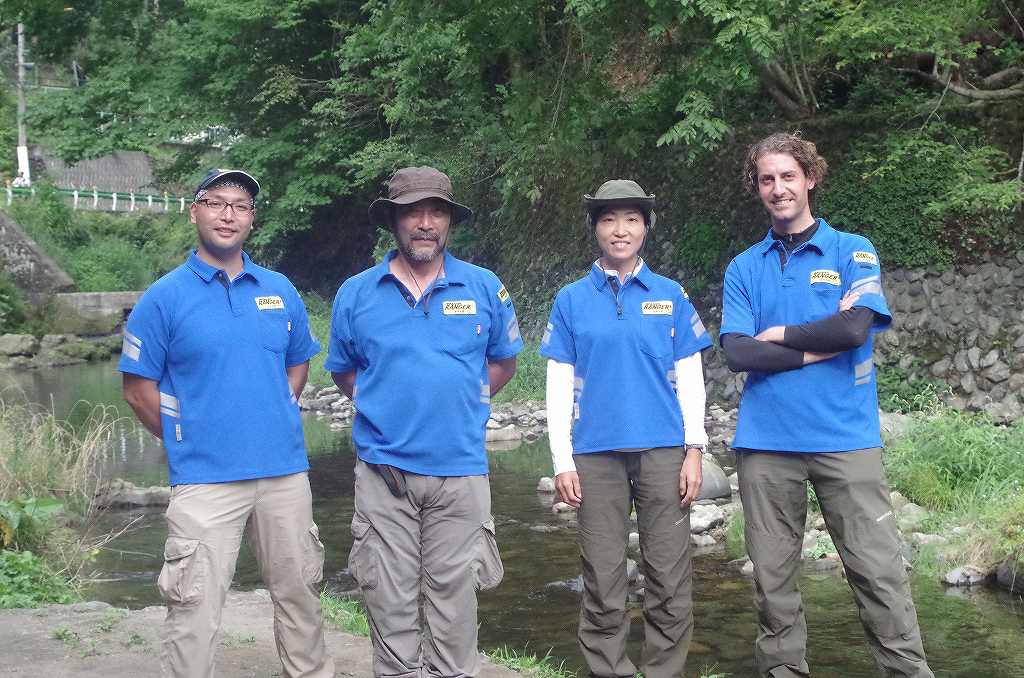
0, 549, 78, 608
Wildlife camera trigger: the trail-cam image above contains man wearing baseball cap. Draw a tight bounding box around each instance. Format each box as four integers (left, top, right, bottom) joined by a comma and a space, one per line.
326, 166, 523, 678
120, 169, 334, 678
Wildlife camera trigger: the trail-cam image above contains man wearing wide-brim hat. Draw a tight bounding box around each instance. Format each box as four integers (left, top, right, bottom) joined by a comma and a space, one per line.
326, 166, 523, 678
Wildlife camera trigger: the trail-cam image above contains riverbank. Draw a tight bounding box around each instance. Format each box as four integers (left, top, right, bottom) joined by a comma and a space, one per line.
0, 589, 520, 678
0, 332, 121, 369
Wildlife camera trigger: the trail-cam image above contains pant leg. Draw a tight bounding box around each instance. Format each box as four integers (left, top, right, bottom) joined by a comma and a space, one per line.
736, 451, 811, 678
574, 452, 635, 678
808, 449, 934, 678
419, 474, 501, 678
349, 460, 425, 678
248, 472, 335, 678
632, 447, 693, 678
159, 481, 253, 678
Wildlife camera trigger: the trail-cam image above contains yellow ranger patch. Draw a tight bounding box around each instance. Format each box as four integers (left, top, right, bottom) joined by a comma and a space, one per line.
642, 301, 673, 315
255, 295, 285, 310
810, 270, 841, 286
443, 300, 477, 315
853, 251, 878, 266
497, 286, 510, 303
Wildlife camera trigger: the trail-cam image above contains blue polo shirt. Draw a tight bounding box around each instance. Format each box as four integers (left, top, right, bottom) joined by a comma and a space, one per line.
721, 218, 891, 452
539, 262, 712, 454
325, 250, 524, 476
118, 251, 320, 486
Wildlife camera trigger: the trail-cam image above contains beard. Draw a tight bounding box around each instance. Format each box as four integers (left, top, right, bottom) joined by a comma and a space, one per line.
398, 235, 443, 263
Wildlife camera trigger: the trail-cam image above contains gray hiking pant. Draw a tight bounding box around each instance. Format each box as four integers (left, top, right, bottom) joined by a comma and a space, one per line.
575, 448, 693, 678
348, 460, 503, 678
737, 448, 934, 678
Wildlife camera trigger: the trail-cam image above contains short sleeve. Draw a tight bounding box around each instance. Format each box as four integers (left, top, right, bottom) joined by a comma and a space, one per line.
842, 238, 891, 331
486, 276, 524, 361
117, 288, 168, 381
538, 289, 576, 364
720, 259, 757, 342
324, 282, 360, 374
284, 284, 321, 367
672, 285, 713, 360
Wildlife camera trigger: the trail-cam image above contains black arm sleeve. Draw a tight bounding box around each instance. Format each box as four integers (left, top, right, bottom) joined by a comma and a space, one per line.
782, 307, 875, 353
721, 333, 806, 374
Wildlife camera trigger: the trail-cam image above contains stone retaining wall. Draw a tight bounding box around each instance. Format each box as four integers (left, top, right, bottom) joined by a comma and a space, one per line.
698, 250, 1024, 421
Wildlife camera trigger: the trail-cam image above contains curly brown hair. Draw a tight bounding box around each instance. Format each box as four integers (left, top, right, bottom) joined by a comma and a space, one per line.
743, 132, 828, 199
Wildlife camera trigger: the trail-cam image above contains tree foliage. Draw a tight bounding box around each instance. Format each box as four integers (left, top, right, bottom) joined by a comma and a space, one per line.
6, 0, 1023, 295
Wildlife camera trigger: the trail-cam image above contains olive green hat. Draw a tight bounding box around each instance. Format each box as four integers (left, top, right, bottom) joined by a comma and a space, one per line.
583, 179, 656, 227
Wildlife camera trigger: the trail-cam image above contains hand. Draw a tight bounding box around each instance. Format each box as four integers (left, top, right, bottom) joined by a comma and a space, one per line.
754, 326, 785, 343
555, 471, 582, 508
679, 448, 703, 507
803, 351, 838, 365
839, 290, 861, 312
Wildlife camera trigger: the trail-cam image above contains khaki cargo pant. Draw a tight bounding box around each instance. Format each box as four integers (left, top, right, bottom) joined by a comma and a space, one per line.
158, 471, 335, 678
737, 448, 934, 678
575, 448, 693, 678
348, 460, 503, 678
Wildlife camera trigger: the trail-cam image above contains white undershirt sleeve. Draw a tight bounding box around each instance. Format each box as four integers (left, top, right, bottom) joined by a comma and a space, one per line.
675, 352, 709, 447
545, 359, 576, 476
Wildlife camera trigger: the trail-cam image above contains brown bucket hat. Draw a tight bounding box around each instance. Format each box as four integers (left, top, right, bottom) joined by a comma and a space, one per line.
367, 166, 473, 226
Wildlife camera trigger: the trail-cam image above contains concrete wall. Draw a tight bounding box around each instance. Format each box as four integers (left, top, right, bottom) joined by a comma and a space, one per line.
51, 291, 143, 335
0, 211, 75, 305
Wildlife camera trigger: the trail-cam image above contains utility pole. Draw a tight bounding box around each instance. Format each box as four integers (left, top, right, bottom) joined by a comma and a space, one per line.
15, 22, 31, 186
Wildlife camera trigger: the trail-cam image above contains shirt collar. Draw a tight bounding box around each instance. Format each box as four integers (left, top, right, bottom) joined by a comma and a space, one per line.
588, 258, 652, 290
373, 249, 466, 288
186, 250, 262, 284
756, 218, 833, 256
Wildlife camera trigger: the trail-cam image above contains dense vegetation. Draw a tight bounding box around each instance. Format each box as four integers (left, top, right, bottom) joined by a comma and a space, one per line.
2, 0, 1019, 328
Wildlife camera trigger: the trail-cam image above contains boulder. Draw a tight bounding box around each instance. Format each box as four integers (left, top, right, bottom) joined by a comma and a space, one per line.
897, 503, 929, 532
697, 457, 731, 500
690, 504, 726, 534
942, 566, 987, 587
95, 478, 170, 508
0, 333, 39, 356
996, 559, 1024, 593
536, 477, 556, 493
551, 501, 576, 514
485, 425, 521, 442
690, 533, 716, 548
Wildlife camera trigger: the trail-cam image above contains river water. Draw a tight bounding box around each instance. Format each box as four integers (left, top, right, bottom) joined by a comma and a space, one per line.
4, 361, 1024, 677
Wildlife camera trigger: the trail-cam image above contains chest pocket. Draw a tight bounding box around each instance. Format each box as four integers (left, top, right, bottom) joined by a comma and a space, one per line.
638, 316, 673, 359
438, 314, 489, 356
258, 310, 291, 353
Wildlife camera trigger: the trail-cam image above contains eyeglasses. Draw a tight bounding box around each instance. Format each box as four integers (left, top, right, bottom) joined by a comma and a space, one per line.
195, 199, 255, 215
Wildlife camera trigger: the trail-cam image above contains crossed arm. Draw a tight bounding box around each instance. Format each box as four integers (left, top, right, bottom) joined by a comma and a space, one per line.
722, 291, 874, 374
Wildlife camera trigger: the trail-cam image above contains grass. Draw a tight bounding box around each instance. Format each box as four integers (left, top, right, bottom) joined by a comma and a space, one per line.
0, 397, 116, 512
494, 339, 544, 403
0, 395, 124, 603
320, 590, 370, 636
484, 646, 575, 678
885, 405, 1024, 571
724, 512, 746, 559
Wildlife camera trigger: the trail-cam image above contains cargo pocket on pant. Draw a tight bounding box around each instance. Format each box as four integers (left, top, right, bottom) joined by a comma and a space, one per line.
303, 522, 326, 585
472, 519, 504, 591
348, 514, 380, 591
157, 537, 204, 607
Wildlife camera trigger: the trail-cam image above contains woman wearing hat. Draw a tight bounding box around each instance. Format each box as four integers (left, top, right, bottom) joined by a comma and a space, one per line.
540, 179, 712, 678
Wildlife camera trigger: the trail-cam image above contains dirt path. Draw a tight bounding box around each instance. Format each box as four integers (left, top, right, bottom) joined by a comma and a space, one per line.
1, 590, 519, 677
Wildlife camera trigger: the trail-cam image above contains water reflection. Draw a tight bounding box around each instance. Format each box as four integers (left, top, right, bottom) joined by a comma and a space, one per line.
3, 361, 1024, 677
